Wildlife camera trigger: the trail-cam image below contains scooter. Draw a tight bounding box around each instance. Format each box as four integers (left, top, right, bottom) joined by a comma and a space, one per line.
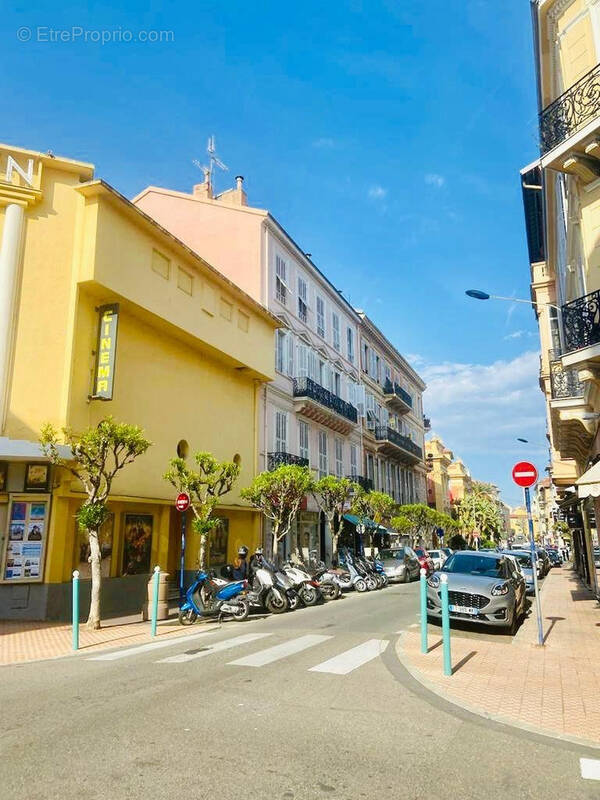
247, 551, 298, 612
306, 553, 342, 600
365, 555, 389, 588
355, 555, 380, 591
338, 549, 369, 593
178, 570, 249, 625
281, 561, 323, 606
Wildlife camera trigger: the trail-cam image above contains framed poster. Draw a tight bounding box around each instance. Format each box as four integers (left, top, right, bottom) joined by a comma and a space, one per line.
1, 495, 50, 583
208, 518, 229, 567
24, 463, 50, 493
122, 514, 153, 575
74, 513, 114, 579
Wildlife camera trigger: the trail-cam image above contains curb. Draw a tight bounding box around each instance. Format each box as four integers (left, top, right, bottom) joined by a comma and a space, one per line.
395, 633, 600, 752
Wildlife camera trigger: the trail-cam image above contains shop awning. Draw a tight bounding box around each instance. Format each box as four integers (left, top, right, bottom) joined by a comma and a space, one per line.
343, 513, 377, 529
576, 462, 600, 499
0, 437, 72, 461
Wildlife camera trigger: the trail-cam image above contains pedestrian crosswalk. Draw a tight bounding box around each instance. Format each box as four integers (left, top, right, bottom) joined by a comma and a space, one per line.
87, 631, 391, 676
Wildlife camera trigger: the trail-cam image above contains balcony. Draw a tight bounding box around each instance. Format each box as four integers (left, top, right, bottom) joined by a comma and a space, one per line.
548, 350, 584, 400
540, 64, 600, 155
383, 379, 413, 414
562, 290, 600, 354
374, 425, 423, 464
346, 475, 373, 492
423, 415, 431, 431
268, 452, 309, 471
293, 376, 358, 435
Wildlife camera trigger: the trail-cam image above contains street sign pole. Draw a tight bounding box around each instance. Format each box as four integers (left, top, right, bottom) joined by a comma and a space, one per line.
179, 511, 187, 606
525, 486, 544, 647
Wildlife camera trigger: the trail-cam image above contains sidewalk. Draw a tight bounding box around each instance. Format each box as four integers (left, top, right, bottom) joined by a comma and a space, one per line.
0, 610, 216, 665
399, 566, 600, 746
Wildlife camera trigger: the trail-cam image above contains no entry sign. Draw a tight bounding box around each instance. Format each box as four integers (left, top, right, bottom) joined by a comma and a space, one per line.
512, 461, 538, 488
175, 492, 190, 512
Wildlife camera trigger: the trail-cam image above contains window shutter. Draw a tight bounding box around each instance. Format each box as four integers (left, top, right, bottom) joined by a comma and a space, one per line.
286, 332, 294, 376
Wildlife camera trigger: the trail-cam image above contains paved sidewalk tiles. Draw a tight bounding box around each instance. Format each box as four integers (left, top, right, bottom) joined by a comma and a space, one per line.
399, 566, 600, 745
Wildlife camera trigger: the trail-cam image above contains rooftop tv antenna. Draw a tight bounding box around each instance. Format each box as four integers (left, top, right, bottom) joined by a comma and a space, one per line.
193, 135, 228, 194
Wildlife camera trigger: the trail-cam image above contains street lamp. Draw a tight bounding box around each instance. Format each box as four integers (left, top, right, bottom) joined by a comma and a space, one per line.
465, 289, 560, 312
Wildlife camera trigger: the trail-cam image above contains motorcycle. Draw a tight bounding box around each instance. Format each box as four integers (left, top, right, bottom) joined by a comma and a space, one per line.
355, 555, 381, 590
178, 570, 249, 625
365, 555, 389, 588
249, 552, 300, 612
281, 561, 323, 606
306, 553, 342, 600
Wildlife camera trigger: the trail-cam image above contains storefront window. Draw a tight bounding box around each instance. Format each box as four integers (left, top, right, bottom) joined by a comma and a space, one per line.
209, 519, 229, 566
122, 514, 153, 575
75, 514, 114, 579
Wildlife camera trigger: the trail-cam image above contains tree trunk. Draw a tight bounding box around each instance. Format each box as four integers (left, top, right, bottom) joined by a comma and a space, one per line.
198, 532, 208, 571
87, 529, 102, 630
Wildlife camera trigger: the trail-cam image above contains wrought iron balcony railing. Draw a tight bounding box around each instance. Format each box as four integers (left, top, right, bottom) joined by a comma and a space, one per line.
346, 475, 373, 492
540, 63, 600, 155
383, 379, 413, 408
374, 425, 423, 459
562, 289, 600, 352
293, 377, 358, 424
267, 452, 309, 471
548, 350, 584, 400
423, 415, 431, 431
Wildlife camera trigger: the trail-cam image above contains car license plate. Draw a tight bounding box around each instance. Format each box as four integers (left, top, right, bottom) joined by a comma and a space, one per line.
449, 604, 478, 615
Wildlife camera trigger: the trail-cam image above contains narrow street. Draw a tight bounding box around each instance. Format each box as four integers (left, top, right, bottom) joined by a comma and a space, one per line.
1, 584, 597, 800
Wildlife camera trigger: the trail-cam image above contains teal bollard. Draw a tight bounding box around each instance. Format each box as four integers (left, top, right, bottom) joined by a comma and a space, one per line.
151, 566, 160, 638
72, 570, 79, 651
420, 568, 428, 654
440, 573, 452, 676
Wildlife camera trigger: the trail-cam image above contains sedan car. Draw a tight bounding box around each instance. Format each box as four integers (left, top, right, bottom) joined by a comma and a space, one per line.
378, 547, 420, 583
546, 549, 562, 567
505, 550, 536, 594
414, 547, 435, 576
537, 549, 551, 578
427, 549, 446, 571
427, 551, 526, 634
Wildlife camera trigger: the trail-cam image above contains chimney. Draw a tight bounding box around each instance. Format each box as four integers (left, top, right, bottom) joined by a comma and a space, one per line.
193, 179, 213, 200
216, 175, 248, 207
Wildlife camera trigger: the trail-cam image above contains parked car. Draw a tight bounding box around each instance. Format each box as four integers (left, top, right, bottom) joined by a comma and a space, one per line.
414, 547, 435, 576
505, 550, 536, 594
441, 547, 453, 559
427, 550, 526, 634
378, 547, 420, 583
537, 548, 551, 578
546, 549, 562, 567
427, 549, 447, 571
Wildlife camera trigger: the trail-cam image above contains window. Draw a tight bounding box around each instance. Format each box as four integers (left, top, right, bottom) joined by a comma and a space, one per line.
334, 371, 341, 398
297, 343, 308, 377
347, 328, 355, 364
275, 410, 288, 452
298, 276, 308, 323
367, 454, 374, 483
332, 313, 340, 351
318, 431, 328, 478
335, 438, 343, 478
275, 330, 285, 373
384, 363, 391, 385
316, 296, 325, 338
375, 355, 381, 383
350, 444, 358, 477
369, 349, 378, 380
362, 343, 368, 372
299, 420, 309, 462
275, 254, 288, 305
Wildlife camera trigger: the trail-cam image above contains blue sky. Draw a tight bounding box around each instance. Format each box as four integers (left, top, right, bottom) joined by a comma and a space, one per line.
1, 0, 546, 506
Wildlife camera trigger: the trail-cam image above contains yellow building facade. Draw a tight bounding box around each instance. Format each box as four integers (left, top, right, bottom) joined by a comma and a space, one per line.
425, 436, 453, 514
0, 143, 278, 620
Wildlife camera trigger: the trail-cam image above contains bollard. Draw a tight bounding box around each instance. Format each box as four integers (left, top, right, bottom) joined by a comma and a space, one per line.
440, 573, 452, 676
151, 566, 160, 638
72, 570, 80, 651
420, 567, 428, 654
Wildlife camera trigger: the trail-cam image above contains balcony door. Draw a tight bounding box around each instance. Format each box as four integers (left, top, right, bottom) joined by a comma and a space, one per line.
554, 2, 597, 95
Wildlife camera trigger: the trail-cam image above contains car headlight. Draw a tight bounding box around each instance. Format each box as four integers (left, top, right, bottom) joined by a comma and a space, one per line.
427, 575, 440, 588
491, 582, 509, 596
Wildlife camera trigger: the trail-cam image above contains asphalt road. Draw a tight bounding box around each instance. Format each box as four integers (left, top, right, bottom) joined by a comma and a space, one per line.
1, 580, 598, 799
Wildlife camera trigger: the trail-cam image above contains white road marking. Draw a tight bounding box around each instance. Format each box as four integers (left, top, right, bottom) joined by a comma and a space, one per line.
309, 639, 389, 675
86, 629, 217, 661
228, 634, 332, 667
157, 633, 272, 663
580, 758, 600, 780
409, 623, 419, 629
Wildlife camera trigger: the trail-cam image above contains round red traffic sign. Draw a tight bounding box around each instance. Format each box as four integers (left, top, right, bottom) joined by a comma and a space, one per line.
512, 461, 538, 488
175, 492, 190, 512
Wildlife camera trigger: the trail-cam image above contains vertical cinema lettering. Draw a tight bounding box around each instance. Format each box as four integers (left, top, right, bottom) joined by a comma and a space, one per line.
92, 304, 119, 400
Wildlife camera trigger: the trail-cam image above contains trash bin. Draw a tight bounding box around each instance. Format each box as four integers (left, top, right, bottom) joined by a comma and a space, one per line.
142, 571, 170, 621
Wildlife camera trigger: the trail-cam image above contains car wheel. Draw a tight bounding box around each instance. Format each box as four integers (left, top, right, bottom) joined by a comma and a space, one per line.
507, 608, 519, 636
404, 568, 411, 584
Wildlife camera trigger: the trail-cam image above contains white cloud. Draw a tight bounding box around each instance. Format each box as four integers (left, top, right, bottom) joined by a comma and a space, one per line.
503, 330, 537, 341
425, 173, 445, 188
421, 350, 547, 506
368, 185, 387, 199
313, 137, 335, 149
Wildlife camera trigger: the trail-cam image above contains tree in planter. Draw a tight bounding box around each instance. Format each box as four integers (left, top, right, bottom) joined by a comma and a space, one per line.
40, 418, 151, 630
313, 476, 358, 566
350, 490, 395, 554
240, 465, 313, 561
164, 453, 240, 571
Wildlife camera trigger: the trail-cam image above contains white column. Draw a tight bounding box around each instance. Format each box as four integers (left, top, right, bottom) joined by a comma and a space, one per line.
0, 202, 25, 431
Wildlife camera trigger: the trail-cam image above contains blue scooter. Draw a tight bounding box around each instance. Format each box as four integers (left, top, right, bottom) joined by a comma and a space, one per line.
179, 570, 249, 625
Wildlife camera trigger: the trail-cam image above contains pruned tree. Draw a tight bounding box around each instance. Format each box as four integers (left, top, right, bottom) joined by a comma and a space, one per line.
393, 503, 456, 548
40, 418, 152, 630
313, 476, 358, 566
350, 489, 395, 554
164, 452, 240, 570
240, 465, 313, 561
